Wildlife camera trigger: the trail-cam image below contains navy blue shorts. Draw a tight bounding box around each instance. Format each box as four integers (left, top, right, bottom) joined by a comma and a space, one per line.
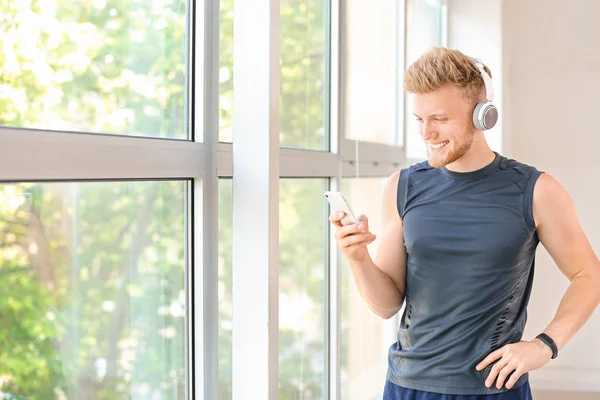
383, 380, 533, 400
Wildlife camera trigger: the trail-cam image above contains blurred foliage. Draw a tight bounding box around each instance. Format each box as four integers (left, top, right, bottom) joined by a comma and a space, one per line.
1, 0, 190, 398
0, 182, 187, 399
0, 0, 187, 138
1, 0, 329, 397
219, 0, 328, 150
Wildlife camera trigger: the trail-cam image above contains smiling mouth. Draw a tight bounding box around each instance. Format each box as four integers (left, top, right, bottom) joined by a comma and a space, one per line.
429, 141, 449, 150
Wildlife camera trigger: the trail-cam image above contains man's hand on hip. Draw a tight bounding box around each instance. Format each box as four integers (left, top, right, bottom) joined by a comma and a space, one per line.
475, 339, 553, 390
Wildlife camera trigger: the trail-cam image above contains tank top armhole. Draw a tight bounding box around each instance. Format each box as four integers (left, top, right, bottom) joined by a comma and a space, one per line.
523, 169, 543, 231
397, 168, 410, 219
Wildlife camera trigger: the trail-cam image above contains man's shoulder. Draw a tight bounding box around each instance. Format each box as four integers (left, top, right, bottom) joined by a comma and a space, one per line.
401, 160, 434, 178
495, 154, 544, 196
497, 154, 541, 176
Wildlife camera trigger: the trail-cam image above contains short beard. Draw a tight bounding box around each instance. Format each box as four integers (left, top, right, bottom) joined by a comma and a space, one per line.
427, 130, 475, 169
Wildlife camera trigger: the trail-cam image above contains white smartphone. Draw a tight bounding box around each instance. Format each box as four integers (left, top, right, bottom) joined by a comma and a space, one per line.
324, 191, 358, 226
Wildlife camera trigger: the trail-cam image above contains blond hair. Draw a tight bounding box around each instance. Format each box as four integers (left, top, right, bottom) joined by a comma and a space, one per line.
404, 47, 492, 104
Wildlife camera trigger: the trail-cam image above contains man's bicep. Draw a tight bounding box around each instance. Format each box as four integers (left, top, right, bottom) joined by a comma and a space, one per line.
375, 219, 407, 296
534, 173, 599, 281
374, 170, 407, 295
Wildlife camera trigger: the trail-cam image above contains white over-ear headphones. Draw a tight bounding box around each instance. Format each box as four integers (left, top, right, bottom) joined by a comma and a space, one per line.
469, 56, 498, 131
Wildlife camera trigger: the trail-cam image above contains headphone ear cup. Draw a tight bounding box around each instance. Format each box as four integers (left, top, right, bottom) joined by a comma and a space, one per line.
472, 102, 498, 130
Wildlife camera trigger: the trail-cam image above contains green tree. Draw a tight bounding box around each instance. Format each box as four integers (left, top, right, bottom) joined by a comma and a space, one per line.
0, 0, 187, 138
0, 0, 189, 397
1, 0, 331, 398
0, 181, 187, 399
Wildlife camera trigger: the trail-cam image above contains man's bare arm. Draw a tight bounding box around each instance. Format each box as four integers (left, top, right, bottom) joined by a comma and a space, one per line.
344, 170, 408, 319
534, 173, 600, 350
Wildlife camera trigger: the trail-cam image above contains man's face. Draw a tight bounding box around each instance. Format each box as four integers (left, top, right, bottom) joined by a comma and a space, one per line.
412, 85, 476, 169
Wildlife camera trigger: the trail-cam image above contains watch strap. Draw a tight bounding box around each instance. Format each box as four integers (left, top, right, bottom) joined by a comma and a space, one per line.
536, 333, 558, 359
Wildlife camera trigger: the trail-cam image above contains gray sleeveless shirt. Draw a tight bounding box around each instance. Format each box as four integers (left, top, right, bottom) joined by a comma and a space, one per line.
387, 152, 543, 395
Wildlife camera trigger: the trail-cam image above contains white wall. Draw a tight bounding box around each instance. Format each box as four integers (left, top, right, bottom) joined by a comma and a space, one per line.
446, 0, 502, 153
449, 0, 600, 397
503, 0, 600, 395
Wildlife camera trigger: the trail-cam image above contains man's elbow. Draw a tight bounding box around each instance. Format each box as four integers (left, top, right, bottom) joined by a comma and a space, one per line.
377, 309, 399, 320
372, 302, 403, 320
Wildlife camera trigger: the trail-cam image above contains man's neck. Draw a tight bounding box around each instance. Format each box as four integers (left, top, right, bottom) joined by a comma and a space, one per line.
445, 141, 496, 173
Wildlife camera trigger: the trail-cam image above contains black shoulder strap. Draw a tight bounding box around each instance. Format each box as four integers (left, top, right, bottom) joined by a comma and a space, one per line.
397, 168, 410, 219
523, 168, 543, 230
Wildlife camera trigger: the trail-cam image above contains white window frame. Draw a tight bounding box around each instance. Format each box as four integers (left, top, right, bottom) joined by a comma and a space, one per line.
0, 0, 448, 398
227, 0, 431, 399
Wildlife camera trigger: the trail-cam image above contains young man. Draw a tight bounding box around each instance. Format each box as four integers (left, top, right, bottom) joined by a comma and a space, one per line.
329, 47, 600, 399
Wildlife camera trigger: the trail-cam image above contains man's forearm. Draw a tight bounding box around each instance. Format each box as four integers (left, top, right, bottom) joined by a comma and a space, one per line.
541, 270, 600, 350
348, 255, 405, 319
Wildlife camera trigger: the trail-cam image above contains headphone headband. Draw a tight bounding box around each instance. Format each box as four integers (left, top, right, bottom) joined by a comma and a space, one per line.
469, 56, 494, 103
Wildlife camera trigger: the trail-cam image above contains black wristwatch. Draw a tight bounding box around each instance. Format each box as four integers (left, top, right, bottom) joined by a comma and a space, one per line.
536, 333, 558, 359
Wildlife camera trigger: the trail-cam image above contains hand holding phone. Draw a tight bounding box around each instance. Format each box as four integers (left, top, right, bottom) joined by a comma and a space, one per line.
324, 191, 358, 225
325, 191, 376, 262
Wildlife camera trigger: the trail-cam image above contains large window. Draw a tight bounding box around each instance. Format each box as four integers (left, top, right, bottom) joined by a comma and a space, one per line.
1, 0, 195, 398
340, 178, 399, 400
280, 0, 330, 150
1, 0, 446, 398
217, 179, 233, 399
217, 0, 445, 398
218, 179, 329, 399
279, 179, 328, 398
219, 0, 330, 149
343, 0, 404, 146
219, 0, 234, 143
0, 181, 188, 399
1, 0, 189, 139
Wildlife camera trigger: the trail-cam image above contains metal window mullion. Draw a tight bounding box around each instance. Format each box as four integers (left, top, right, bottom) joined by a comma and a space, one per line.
328, 0, 342, 398
218, 145, 341, 178
340, 161, 406, 178
402, 0, 409, 150
0, 127, 204, 181
218, 143, 407, 179
440, 0, 449, 48
196, 0, 220, 398
396, 0, 407, 148
339, 139, 407, 166
231, 0, 280, 399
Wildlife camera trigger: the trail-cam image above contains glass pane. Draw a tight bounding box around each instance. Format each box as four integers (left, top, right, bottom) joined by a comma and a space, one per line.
0, 181, 188, 399
219, 1, 329, 149
280, 0, 329, 150
340, 178, 399, 400
218, 179, 233, 398
405, 0, 444, 160
344, 0, 402, 146
1, 1, 189, 139
219, 0, 234, 143
279, 179, 328, 398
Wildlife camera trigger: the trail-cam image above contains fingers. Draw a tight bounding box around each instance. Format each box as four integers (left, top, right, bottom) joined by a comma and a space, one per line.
328, 211, 345, 227
340, 230, 376, 248
485, 357, 509, 388
329, 212, 375, 255
494, 362, 517, 389
476, 348, 503, 371
330, 212, 368, 235
335, 222, 369, 243
344, 233, 377, 256
357, 214, 369, 226
505, 368, 525, 389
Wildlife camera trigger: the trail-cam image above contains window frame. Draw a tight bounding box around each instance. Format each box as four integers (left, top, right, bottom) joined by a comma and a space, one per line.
226, 0, 440, 399
0, 0, 448, 397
